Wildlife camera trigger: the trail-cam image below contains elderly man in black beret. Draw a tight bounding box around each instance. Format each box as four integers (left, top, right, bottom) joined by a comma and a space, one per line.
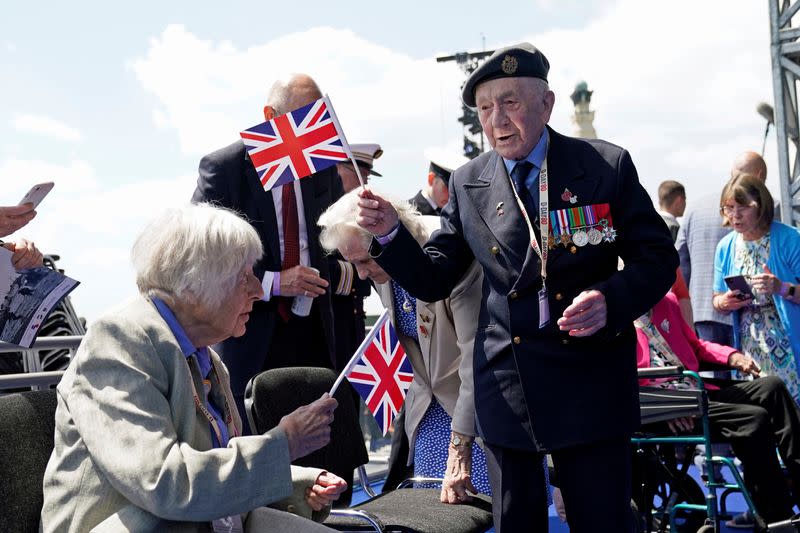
356, 42, 677, 532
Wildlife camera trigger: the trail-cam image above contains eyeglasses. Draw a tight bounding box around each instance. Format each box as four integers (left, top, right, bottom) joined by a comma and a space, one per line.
720, 203, 756, 216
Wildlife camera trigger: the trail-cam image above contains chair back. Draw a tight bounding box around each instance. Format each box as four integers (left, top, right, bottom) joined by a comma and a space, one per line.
245, 367, 369, 480
0, 389, 57, 533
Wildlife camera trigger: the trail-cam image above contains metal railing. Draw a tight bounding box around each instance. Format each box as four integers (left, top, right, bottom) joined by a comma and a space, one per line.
0, 335, 82, 391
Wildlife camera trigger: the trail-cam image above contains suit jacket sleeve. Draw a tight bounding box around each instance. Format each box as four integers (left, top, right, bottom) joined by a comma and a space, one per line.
446, 262, 483, 437
193, 152, 231, 207
371, 177, 474, 303
589, 150, 678, 335
67, 317, 295, 521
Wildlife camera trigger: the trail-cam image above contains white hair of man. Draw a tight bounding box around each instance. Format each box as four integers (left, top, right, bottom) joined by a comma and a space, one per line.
319, 189, 429, 253
267, 73, 322, 116
131, 203, 263, 310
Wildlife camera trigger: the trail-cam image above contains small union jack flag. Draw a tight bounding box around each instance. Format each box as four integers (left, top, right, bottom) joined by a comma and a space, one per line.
343, 309, 413, 435
240, 95, 351, 190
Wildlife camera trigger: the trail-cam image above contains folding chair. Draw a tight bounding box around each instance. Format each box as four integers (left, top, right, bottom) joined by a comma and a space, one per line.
245, 367, 493, 533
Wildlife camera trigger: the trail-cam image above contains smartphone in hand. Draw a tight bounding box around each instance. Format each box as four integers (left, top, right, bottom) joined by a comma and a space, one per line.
19, 182, 54, 210
724, 275, 754, 301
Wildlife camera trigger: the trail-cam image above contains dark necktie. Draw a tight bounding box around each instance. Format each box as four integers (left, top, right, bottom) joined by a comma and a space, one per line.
279, 183, 300, 322
511, 161, 540, 242
511, 161, 535, 213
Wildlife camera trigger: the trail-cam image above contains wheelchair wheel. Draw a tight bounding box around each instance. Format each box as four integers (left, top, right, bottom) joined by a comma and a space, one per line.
695, 526, 714, 533
634, 445, 706, 532
650, 470, 706, 533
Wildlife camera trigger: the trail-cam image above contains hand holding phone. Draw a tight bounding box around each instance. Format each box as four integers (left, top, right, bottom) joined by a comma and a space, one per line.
19, 182, 54, 210
724, 275, 754, 301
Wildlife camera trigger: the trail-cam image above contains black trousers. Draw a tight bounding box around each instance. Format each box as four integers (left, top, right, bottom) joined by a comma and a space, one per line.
708, 375, 800, 522
694, 321, 734, 346
264, 303, 332, 370
485, 436, 634, 533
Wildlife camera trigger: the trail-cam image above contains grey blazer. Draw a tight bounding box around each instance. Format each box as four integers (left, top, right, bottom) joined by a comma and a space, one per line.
41, 296, 325, 532
374, 219, 483, 462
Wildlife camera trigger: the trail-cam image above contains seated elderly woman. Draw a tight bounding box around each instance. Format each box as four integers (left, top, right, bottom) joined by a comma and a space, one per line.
635, 291, 800, 524
318, 190, 492, 504
40, 204, 346, 532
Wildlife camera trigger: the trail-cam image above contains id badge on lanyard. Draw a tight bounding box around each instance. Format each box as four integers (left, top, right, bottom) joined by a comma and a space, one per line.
508, 148, 551, 329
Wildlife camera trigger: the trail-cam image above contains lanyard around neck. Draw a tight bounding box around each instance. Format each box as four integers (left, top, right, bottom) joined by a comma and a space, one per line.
186, 355, 238, 447
506, 146, 550, 287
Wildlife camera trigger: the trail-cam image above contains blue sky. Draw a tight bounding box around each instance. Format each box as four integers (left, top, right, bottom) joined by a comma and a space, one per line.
0, 0, 779, 320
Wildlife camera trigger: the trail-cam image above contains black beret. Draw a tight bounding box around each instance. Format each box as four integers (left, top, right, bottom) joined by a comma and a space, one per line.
462, 42, 550, 107
429, 161, 452, 184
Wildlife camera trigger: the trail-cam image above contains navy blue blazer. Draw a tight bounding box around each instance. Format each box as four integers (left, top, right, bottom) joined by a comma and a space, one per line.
192, 140, 344, 400
372, 127, 678, 451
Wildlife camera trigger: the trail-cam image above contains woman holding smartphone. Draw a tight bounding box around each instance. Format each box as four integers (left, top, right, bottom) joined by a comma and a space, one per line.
713, 174, 800, 402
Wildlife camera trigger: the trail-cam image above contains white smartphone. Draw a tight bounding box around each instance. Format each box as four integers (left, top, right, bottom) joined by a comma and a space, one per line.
19, 182, 54, 209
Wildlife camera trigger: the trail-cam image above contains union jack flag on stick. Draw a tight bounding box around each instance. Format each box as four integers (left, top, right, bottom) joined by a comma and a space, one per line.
330, 309, 414, 435
240, 95, 359, 190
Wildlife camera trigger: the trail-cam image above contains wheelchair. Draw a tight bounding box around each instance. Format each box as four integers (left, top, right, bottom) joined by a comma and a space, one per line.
632, 365, 768, 533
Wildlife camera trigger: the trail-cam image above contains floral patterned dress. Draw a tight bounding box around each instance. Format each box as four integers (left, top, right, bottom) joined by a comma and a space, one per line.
735, 233, 800, 401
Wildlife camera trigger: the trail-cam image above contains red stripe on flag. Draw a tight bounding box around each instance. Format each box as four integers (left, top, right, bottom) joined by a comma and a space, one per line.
307, 102, 326, 128
364, 340, 407, 414
310, 149, 347, 159
260, 165, 278, 187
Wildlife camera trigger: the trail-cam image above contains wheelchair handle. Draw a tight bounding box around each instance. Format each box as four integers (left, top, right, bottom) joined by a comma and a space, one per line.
637, 365, 685, 379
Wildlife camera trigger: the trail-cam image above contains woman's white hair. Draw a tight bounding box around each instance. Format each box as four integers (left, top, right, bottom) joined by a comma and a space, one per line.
318, 189, 428, 254
131, 203, 263, 310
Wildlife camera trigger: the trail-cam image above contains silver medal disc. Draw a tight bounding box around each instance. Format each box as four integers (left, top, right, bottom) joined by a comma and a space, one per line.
572, 230, 589, 247
587, 228, 602, 245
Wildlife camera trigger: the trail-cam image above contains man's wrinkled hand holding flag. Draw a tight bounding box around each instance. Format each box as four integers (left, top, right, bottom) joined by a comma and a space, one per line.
330, 309, 413, 435
240, 95, 358, 190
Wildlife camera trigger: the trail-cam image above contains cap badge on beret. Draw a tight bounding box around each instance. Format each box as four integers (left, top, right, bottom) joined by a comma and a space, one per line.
501, 55, 518, 75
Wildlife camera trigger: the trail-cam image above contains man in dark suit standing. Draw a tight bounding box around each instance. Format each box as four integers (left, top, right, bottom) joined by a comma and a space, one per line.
192, 73, 354, 430
409, 161, 452, 215
357, 44, 677, 532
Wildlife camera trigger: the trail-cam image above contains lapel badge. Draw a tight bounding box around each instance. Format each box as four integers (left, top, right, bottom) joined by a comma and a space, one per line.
561, 188, 578, 204
660, 319, 670, 333
419, 324, 429, 338
496, 201, 505, 216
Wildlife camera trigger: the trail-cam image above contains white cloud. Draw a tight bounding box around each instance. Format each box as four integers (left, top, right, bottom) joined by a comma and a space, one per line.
12, 114, 83, 142
0, 158, 97, 195
130, 3, 777, 208
529, 0, 773, 201
36, 0, 780, 322
130, 24, 464, 197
